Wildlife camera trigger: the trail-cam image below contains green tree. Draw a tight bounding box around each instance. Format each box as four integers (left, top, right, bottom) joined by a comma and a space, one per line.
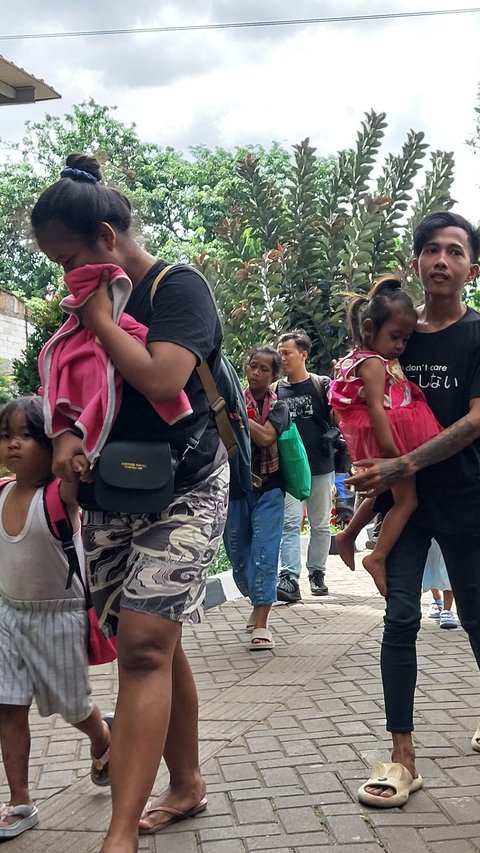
0, 99, 293, 298
12, 295, 65, 394
0, 100, 293, 386
2, 102, 456, 385
204, 110, 455, 371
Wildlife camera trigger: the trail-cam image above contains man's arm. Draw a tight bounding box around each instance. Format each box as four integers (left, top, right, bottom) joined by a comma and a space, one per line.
347, 397, 480, 493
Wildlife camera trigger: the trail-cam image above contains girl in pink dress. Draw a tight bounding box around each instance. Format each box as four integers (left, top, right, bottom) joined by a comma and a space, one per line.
329, 277, 441, 596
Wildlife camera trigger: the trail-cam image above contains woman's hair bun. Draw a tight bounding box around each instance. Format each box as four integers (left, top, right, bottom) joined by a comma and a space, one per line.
61, 153, 103, 183
33, 150, 132, 237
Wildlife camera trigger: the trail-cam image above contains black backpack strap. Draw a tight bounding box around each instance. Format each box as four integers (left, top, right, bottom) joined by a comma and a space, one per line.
60, 523, 92, 607
149, 262, 238, 459
308, 372, 329, 400
308, 372, 334, 426
43, 481, 92, 606
196, 361, 238, 459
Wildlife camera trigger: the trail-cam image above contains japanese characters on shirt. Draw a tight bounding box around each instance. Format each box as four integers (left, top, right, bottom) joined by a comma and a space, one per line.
399, 306, 480, 534
403, 361, 458, 392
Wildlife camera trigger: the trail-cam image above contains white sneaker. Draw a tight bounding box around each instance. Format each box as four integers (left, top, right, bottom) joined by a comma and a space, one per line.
439, 609, 459, 629
427, 600, 443, 619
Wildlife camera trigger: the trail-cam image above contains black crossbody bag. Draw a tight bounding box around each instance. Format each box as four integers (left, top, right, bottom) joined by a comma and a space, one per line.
93, 264, 243, 514
93, 412, 211, 514
94, 440, 179, 514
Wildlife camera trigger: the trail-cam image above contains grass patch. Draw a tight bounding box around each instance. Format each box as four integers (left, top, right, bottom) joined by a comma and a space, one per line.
313, 806, 328, 825
208, 542, 231, 576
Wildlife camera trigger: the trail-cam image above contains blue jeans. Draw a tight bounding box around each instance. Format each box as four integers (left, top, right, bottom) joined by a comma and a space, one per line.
382, 520, 480, 732
224, 488, 285, 606
279, 472, 333, 579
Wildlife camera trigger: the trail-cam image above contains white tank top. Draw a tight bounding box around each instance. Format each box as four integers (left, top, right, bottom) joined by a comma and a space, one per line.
0, 483, 85, 602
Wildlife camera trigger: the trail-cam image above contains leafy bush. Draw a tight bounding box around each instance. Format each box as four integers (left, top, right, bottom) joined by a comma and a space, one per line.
208, 542, 231, 576
0, 373, 16, 405
13, 294, 64, 394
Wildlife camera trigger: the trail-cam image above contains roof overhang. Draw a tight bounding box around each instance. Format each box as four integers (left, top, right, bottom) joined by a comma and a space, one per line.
0, 55, 60, 106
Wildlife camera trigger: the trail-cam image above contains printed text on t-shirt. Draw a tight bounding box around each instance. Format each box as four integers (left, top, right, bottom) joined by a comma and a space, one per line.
404, 363, 459, 390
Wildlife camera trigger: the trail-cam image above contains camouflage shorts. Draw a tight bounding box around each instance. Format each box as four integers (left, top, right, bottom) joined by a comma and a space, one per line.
83, 461, 229, 637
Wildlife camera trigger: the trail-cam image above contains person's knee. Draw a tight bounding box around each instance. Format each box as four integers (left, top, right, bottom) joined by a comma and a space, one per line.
384, 589, 421, 637
282, 517, 300, 535
308, 519, 330, 535
384, 609, 421, 641
119, 639, 175, 674
0, 704, 30, 725
118, 613, 180, 674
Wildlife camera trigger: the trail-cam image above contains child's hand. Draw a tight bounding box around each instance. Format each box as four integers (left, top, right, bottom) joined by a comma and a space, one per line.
78, 460, 94, 483
71, 452, 91, 480
53, 432, 85, 482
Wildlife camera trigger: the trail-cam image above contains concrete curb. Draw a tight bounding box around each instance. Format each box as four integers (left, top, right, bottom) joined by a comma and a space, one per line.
205, 569, 240, 610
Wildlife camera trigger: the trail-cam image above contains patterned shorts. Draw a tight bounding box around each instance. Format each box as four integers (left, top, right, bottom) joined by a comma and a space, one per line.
83, 461, 229, 637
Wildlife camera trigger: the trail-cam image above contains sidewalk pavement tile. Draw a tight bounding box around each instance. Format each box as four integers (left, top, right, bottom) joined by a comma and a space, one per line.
3, 548, 480, 851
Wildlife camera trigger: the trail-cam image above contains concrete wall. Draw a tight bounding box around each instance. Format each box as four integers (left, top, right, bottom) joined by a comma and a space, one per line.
0, 289, 31, 374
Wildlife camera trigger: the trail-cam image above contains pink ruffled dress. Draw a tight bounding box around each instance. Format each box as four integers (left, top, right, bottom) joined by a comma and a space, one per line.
328, 349, 442, 460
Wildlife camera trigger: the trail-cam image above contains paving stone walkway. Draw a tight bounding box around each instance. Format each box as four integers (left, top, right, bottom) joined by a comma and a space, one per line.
2, 545, 480, 852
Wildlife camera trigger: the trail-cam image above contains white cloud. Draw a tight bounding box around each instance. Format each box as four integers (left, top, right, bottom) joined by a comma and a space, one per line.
1, 1, 479, 219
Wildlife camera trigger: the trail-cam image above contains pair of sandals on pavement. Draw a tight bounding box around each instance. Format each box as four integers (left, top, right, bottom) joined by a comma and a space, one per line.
0, 708, 206, 840
359, 721, 480, 808
245, 612, 275, 650
0, 792, 209, 841
0, 715, 114, 840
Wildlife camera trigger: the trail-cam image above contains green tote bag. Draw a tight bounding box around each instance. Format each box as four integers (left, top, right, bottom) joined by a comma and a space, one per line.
277, 422, 312, 500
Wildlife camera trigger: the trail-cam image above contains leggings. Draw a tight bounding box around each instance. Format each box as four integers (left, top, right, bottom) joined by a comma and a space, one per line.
382, 520, 480, 732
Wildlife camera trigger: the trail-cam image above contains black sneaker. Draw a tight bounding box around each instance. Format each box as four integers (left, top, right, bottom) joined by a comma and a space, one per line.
309, 571, 328, 596
277, 573, 301, 603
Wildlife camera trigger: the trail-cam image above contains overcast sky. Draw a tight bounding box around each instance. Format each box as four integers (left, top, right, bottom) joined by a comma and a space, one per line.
1, 1, 480, 220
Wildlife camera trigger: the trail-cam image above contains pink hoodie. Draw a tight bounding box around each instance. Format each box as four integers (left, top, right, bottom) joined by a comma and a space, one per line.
39, 263, 193, 463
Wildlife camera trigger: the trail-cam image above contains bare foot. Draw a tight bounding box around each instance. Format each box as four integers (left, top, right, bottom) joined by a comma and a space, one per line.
335, 530, 356, 572
362, 552, 387, 597
138, 782, 207, 834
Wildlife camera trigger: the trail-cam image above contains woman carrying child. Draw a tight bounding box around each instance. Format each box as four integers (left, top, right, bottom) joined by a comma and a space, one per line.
329, 278, 441, 597
224, 346, 289, 650
30, 154, 229, 851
